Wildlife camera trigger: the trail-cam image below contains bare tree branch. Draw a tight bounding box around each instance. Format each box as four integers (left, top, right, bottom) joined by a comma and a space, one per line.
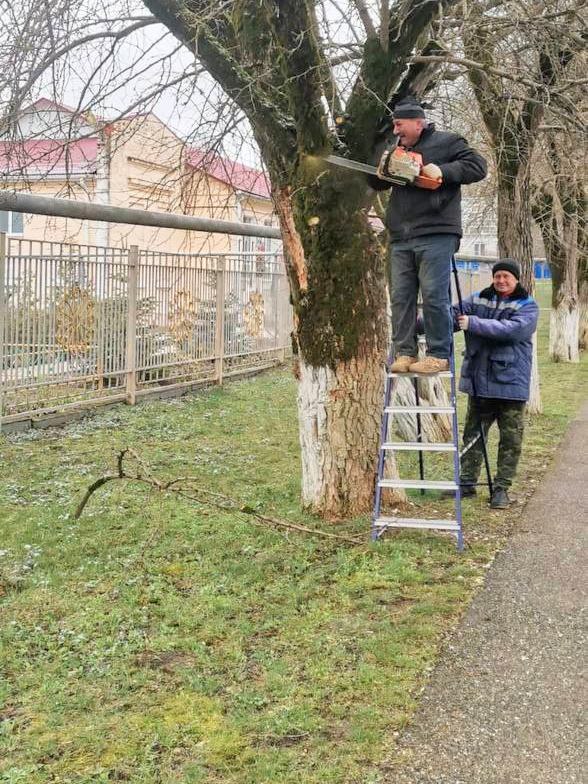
352, 0, 377, 40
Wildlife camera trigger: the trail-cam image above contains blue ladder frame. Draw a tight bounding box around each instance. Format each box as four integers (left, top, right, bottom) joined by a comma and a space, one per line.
371, 347, 464, 551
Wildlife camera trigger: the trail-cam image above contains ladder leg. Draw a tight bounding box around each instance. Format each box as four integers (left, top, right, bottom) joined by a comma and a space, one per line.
449, 347, 464, 551
371, 370, 393, 541
449, 262, 464, 550
413, 376, 425, 493
451, 255, 493, 498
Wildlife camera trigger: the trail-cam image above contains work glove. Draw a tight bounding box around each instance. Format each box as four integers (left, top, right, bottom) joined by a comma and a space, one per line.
420, 162, 442, 181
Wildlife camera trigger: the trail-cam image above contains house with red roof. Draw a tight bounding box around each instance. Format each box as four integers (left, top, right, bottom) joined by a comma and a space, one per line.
0, 99, 280, 254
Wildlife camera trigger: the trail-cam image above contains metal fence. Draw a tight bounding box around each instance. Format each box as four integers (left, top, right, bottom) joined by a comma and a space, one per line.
0, 237, 292, 424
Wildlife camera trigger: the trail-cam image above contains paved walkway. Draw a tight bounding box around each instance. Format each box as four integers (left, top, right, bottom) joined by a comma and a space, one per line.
384, 402, 588, 784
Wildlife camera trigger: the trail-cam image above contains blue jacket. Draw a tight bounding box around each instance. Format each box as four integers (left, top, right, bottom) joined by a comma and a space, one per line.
454, 285, 539, 402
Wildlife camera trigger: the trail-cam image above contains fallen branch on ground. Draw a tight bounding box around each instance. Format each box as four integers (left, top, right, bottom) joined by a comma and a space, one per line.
74, 449, 364, 546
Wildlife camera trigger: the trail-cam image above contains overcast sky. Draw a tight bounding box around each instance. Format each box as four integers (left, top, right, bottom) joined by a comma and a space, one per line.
31, 7, 263, 166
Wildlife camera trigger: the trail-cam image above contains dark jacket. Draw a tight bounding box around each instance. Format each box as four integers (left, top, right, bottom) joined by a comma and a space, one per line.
454, 285, 539, 402
368, 125, 487, 241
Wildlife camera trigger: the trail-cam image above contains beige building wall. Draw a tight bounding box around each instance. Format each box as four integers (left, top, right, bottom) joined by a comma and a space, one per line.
4, 113, 278, 256
6, 179, 99, 247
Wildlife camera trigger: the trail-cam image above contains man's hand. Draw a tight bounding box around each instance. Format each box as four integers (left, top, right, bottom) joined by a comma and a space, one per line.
421, 162, 442, 181
376, 150, 391, 180
458, 315, 469, 331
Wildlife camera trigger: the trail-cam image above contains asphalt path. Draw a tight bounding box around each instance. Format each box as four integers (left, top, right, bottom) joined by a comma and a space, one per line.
383, 401, 588, 784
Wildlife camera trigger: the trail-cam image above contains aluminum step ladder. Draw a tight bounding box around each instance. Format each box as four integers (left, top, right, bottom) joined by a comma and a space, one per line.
371, 351, 464, 551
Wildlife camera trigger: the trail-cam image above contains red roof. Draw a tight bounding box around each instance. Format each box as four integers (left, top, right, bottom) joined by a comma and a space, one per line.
187, 149, 271, 199
0, 138, 99, 177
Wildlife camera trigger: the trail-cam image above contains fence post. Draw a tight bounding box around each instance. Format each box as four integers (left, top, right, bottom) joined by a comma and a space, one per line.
271, 254, 279, 350
126, 245, 138, 405
215, 257, 226, 385
0, 233, 5, 429
278, 267, 287, 363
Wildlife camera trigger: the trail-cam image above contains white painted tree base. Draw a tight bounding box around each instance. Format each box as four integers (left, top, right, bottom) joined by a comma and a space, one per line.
297, 352, 403, 517
549, 304, 580, 363
527, 334, 542, 415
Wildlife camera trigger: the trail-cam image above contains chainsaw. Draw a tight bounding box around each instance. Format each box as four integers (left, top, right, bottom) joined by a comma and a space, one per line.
325, 146, 442, 190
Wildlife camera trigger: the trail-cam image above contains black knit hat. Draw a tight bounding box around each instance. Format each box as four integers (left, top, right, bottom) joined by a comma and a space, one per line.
392, 96, 426, 119
492, 258, 521, 280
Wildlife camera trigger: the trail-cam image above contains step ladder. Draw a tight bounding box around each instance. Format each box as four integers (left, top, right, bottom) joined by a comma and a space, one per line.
371, 351, 464, 551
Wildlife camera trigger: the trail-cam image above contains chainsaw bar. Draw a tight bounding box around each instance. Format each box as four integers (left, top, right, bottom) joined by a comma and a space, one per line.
325, 154, 412, 186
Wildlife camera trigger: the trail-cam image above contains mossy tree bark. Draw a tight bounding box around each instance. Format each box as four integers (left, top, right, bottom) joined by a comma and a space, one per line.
142, 0, 454, 518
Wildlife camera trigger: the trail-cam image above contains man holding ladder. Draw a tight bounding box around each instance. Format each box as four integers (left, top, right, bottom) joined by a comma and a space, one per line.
454, 259, 539, 509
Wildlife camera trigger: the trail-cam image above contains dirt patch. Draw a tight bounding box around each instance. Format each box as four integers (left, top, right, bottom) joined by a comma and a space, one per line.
134, 650, 197, 674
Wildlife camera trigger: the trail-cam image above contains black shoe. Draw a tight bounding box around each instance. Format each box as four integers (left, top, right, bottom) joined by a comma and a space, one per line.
490, 487, 510, 509
442, 484, 476, 498
460, 484, 477, 498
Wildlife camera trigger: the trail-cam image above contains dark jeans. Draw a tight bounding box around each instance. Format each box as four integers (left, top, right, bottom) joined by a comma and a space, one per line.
390, 233, 460, 359
461, 397, 526, 490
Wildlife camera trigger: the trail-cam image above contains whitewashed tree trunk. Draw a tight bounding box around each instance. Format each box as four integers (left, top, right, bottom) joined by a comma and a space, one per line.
549, 300, 580, 363
391, 377, 452, 443
579, 277, 588, 351
390, 339, 452, 442
527, 334, 542, 415
531, 138, 585, 363
297, 351, 405, 517
495, 169, 543, 415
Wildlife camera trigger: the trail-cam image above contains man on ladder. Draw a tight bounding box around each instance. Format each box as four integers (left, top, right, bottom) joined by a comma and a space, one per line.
368, 96, 487, 374
368, 96, 487, 550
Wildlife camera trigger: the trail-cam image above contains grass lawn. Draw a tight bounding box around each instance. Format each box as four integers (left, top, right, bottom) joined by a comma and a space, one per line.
1, 297, 586, 784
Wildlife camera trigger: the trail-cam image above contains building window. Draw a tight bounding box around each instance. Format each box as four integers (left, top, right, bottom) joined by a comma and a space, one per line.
474, 242, 486, 256
240, 215, 255, 255
0, 211, 24, 235
240, 215, 268, 254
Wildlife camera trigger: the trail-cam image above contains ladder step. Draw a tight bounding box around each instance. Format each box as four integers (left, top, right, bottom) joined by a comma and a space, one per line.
382, 441, 457, 452
373, 516, 459, 532
378, 478, 458, 490
385, 405, 455, 415
387, 371, 453, 379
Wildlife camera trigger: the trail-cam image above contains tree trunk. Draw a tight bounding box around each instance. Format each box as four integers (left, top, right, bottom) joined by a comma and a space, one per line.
533, 186, 580, 363
549, 253, 579, 363
497, 169, 535, 281
140, 0, 453, 520
577, 205, 588, 352
273, 174, 391, 518
297, 351, 388, 516
497, 168, 542, 413
527, 335, 542, 414
579, 275, 588, 352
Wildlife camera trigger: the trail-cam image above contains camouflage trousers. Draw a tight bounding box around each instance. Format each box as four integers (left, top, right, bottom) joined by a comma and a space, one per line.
460, 397, 526, 490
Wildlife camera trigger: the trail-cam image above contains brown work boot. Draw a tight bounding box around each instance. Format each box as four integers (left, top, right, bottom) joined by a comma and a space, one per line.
408, 356, 449, 375
390, 355, 417, 373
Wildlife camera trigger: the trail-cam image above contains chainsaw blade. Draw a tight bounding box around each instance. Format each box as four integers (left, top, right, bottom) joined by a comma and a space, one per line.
325, 154, 411, 186
325, 154, 378, 176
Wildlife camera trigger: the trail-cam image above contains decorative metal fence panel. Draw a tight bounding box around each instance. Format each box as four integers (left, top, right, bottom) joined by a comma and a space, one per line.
1, 238, 292, 422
